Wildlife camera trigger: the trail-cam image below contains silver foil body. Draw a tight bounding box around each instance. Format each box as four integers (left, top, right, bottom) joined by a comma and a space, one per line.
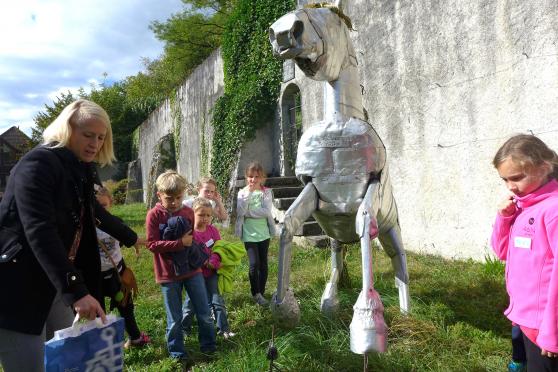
296, 117, 386, 242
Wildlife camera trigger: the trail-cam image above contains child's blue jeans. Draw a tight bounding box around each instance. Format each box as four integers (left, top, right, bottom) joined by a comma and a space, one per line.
161, 273, 216, 359
183, 273, 230, 333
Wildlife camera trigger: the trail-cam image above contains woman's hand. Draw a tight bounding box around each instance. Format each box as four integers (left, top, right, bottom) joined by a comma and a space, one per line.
497, 194, 516, 217
181, 230, 193, 247
73, 295, 106, 322
133, 237, 146, 257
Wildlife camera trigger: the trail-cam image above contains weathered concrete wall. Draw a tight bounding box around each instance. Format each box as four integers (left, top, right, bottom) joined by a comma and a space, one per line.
136, 48, 278, 203
137, 49, 224, 202
137, 0, 558, 260
287, 0, 558, 259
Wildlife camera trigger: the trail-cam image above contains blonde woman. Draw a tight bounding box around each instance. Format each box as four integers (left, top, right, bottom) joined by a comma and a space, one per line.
0, 99, 140, 371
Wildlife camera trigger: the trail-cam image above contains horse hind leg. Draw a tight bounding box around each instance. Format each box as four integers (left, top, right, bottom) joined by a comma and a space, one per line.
320, 238, 345, 316
378, 224, 410, 314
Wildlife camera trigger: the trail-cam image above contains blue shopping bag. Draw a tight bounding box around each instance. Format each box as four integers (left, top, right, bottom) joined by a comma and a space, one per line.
44, 314, 125, 372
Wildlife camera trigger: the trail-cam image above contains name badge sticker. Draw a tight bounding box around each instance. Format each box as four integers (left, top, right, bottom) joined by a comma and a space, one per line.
514, 236, 532, 249
205, 239, 215, 248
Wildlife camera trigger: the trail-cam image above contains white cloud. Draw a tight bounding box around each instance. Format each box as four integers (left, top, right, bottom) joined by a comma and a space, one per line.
0, 0, 185, 136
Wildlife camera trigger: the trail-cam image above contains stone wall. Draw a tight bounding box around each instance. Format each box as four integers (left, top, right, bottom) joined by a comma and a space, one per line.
136, 49, 224, 202
285, 0, 558, 259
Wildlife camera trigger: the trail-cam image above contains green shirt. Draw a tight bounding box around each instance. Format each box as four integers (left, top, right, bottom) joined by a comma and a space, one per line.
242, 190, 271, 242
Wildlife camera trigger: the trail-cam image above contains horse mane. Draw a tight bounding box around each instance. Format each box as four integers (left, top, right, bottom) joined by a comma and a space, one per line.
304, 3, 354, 31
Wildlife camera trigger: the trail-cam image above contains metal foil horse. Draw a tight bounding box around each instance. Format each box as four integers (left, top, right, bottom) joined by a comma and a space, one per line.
268, 0, 410, 354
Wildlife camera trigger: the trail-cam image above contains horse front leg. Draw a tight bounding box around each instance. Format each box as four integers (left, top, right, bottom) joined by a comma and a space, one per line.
350, 181, 387, 354
320, 238, 344, 316
271, 183, 318, 328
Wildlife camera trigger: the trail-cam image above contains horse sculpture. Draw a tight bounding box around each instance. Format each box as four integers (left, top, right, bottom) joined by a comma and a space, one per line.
268, 0, 410, 354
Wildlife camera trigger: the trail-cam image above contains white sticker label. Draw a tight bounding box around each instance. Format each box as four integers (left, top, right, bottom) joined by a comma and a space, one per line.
514, 236, 531, 249
205, 239, 214, 248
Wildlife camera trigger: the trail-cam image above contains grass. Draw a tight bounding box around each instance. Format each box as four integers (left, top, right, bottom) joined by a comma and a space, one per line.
113, 204, 510, 371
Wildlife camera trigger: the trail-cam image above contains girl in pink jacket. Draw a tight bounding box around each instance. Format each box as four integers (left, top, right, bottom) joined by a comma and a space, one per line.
491, 134, 558, 371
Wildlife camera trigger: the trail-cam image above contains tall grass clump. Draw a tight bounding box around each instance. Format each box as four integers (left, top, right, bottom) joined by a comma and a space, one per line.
107, 204, 511, 371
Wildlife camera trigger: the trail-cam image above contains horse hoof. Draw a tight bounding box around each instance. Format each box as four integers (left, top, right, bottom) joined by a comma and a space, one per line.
320, 282, 339, 316
271, 289, 300, 328
349, 289, 387, 354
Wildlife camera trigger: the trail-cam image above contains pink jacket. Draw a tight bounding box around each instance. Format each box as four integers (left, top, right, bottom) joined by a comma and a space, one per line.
491, 179, 558, 352
193, 224, 222, 278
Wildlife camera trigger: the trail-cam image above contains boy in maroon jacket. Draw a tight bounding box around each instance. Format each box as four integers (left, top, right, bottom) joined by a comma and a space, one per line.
145, 170, 216, 362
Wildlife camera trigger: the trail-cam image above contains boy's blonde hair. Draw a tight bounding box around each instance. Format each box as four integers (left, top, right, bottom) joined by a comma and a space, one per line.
493, 134, 558, 180
192, 197, 213, 211
155, 170, 188, 195
42, 99, 115, 166
245, 162, 266, 184
197, 176, 217, 189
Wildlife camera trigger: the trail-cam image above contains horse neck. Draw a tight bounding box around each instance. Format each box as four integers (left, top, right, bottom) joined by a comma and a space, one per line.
323, 62, 365, 124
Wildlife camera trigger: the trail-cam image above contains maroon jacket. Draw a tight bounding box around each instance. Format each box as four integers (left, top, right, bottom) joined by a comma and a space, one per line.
145, 203, 200, 283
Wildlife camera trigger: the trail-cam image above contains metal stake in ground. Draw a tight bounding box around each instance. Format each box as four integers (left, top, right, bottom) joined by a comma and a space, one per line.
267, 325, 280, 372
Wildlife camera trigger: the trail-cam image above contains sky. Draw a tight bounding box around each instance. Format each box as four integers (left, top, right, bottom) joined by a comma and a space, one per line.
0, 0, 186, 137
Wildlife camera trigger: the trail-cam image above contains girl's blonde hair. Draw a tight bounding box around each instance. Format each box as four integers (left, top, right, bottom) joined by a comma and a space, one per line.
197, 177, 217, 189
245, 161, 266, 185
192, 197, 213, 211
493, 134, 558, 180
43, 99, 115, 166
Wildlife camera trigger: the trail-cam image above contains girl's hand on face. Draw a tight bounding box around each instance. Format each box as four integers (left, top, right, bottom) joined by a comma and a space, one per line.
181, 230, 193, 247
497, 194, 516, 217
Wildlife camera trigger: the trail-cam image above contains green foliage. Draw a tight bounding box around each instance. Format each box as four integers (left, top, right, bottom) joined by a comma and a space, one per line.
103, 178, 129, 205
131, 128, 140, 159
169, 94, 182, 158
200, 114, 209, 176
125, 0, 235, 111
89, 82, 154, 163
112, 203, 511, 371
210, 0, 296, 192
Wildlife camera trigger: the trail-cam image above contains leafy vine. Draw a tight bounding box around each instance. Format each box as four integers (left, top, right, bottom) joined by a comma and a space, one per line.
209, 0, 296, 193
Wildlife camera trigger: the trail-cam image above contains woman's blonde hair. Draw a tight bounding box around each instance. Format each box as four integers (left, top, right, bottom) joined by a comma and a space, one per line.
493, 134, 558, 180
245, 161, 266, 184
192, 197, 213, 211
42, 99, 115, 166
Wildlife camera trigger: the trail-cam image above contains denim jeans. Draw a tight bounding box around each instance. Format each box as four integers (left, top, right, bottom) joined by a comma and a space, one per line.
183, 273, 230, 333
161, 273, 216, 359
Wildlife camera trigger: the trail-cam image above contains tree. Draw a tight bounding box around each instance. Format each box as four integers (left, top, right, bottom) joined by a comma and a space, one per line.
30, 91, 78, 145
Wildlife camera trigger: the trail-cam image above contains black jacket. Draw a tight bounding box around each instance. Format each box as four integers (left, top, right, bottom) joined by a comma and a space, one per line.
0, 145, 137, 334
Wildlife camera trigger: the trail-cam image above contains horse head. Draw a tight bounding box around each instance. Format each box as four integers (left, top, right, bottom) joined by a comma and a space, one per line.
269, 1, 356, 82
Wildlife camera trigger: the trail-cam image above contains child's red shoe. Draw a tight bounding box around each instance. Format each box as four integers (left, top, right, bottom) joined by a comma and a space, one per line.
124, 332, 151, 349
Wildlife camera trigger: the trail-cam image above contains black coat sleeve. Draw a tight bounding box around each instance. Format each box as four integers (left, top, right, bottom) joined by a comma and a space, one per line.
95, 201, 138, 247
13, 149, 89, 305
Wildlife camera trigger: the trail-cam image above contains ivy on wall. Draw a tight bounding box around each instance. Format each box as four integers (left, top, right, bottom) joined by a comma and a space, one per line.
131, 127, 140, 159
210, 0, 296, 193
200, 113, 209, 176
170, 94, 183, 158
